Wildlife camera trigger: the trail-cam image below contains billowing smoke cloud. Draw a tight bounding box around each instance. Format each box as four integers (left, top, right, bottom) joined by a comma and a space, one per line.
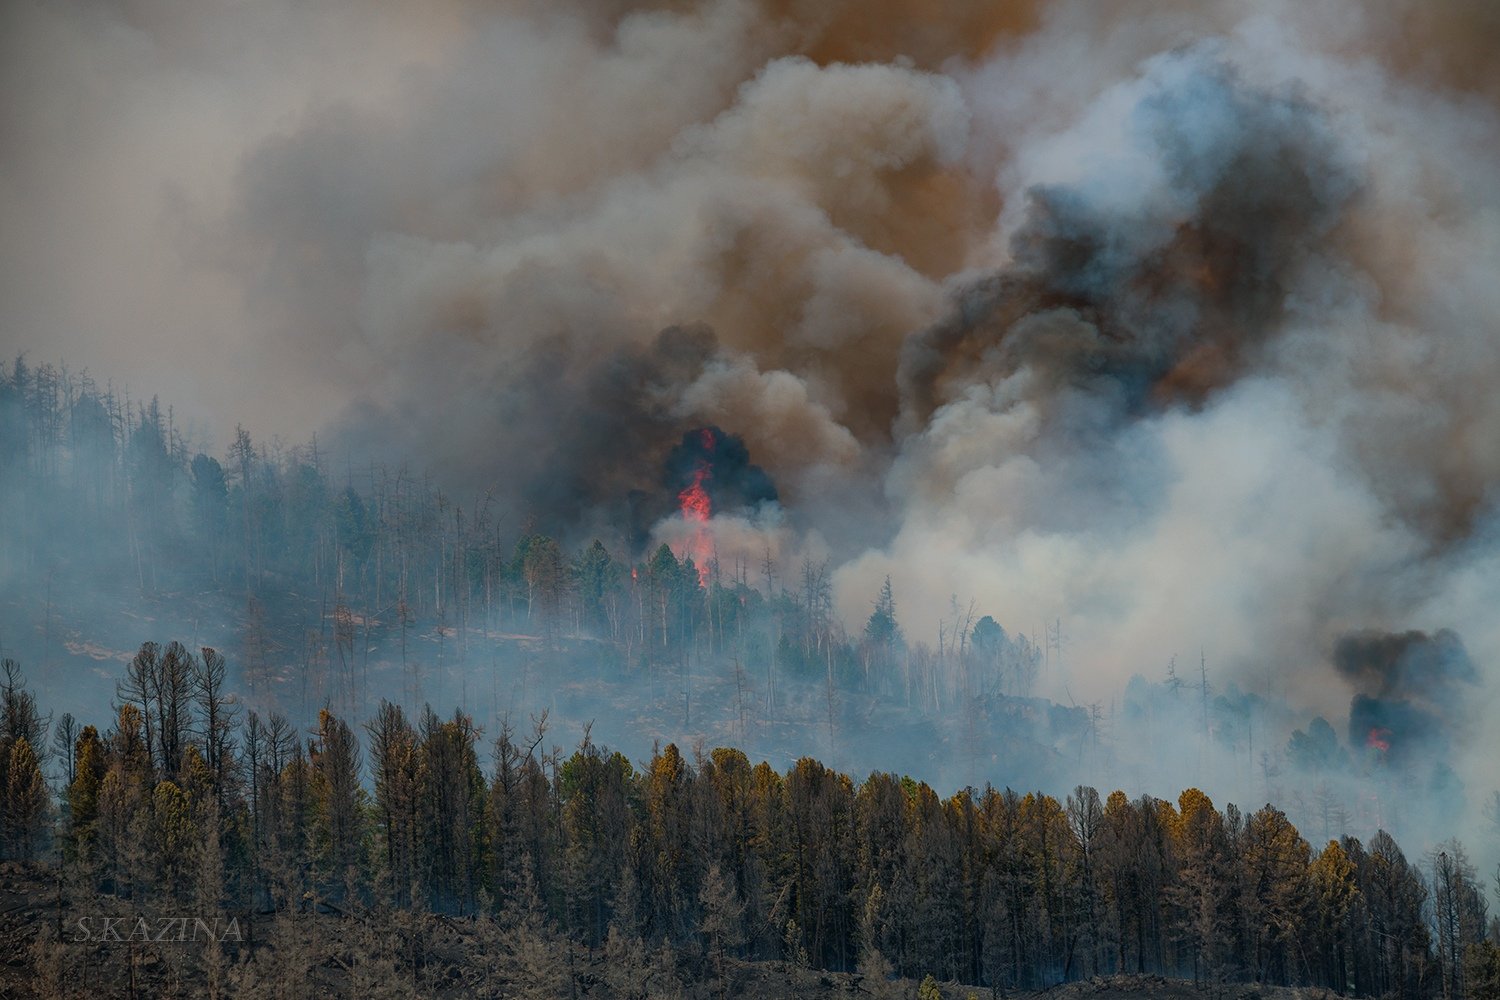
899, 47, 1358, 432
1335, 628, 1478, 703
4, 0, 1500, 845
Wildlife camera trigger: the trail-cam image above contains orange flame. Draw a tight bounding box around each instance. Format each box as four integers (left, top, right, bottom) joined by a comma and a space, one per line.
676, 428, 715, 587
679, 471, 711, 521
1366, 727, 1392, 753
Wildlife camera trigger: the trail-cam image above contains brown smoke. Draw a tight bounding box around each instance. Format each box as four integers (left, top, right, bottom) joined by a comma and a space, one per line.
764, 0, 1043, 69
898, 50, 1358, 435
1374, 0, 1500, 104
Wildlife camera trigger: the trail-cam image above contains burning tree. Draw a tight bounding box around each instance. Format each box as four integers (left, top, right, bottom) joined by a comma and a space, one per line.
660, 426, 778, 588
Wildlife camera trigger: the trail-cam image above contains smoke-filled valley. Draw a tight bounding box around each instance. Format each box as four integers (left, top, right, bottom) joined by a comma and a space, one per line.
3, 0, 1500, 996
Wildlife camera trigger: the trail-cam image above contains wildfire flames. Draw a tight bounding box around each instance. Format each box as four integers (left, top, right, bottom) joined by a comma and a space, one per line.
1366, 727, 1392, 753
658, 424, 776, 587
677, 428, 716, 586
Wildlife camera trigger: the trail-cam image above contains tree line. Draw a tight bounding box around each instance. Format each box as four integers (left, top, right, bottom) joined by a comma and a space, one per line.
1, 649, 1497, 998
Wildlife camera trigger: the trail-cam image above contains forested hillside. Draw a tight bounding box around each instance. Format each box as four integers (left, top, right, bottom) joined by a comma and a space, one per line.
0, 356, 1040, 703
0, 356, 1096, 793
0, 649, 1496, 999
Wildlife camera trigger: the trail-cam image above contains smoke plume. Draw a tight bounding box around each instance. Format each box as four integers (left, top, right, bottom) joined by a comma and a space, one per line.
1336, 629, 1478, 762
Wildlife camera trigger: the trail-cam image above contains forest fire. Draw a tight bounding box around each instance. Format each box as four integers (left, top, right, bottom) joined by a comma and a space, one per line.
677, 428, 716, 521
677, 428, 716, 585
1338, 630, 1475, 768
661, 425, 778, 588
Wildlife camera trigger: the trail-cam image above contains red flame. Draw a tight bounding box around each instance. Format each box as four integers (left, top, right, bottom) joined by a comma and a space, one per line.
679, 470, 711, 521
1366, 727, 1392, 753
676, 429, 715, 587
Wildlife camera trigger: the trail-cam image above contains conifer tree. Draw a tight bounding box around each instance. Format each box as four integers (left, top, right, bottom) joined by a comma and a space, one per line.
699, 861, 747, 992
67, 725, 106, 851
5, 737, 47, 860
313, 708, 365, 889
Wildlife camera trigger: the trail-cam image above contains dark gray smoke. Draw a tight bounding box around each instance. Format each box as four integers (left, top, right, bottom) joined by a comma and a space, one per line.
662, 427, 778, 513
1334, 628, 1478, 702
1336, 629, 1478, 762
338, 323, 731, 538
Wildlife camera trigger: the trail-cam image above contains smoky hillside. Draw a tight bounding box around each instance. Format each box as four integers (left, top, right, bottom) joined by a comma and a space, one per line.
0, 365, 1494, 881
4, 0, 1500, 924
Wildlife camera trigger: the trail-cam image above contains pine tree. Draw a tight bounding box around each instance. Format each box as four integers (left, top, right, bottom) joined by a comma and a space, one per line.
865, 576, 902, 650
367, 702, 420, 907
419, 707, 486, 914
67, 726, 106, 850
859, 946, 898, 1000
0, 659, 49, 806
497, 860, 567, 1000
1168, 789, 1232, 986
603, 923, 654, 1000
193, 646, 238, 809
151, 780, 196, 896
699, 861, 747, 993
1309, 839, 1359, 992
313, 708, 365, 890
1240, 804, 1311, 983
575, 539, 621, 638
51, 711, 78, 785
5, 737, 48, 860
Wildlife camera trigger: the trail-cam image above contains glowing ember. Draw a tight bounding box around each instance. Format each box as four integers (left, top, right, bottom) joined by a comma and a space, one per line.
1366, 727, 1392, 753
676, 428, 716, 586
